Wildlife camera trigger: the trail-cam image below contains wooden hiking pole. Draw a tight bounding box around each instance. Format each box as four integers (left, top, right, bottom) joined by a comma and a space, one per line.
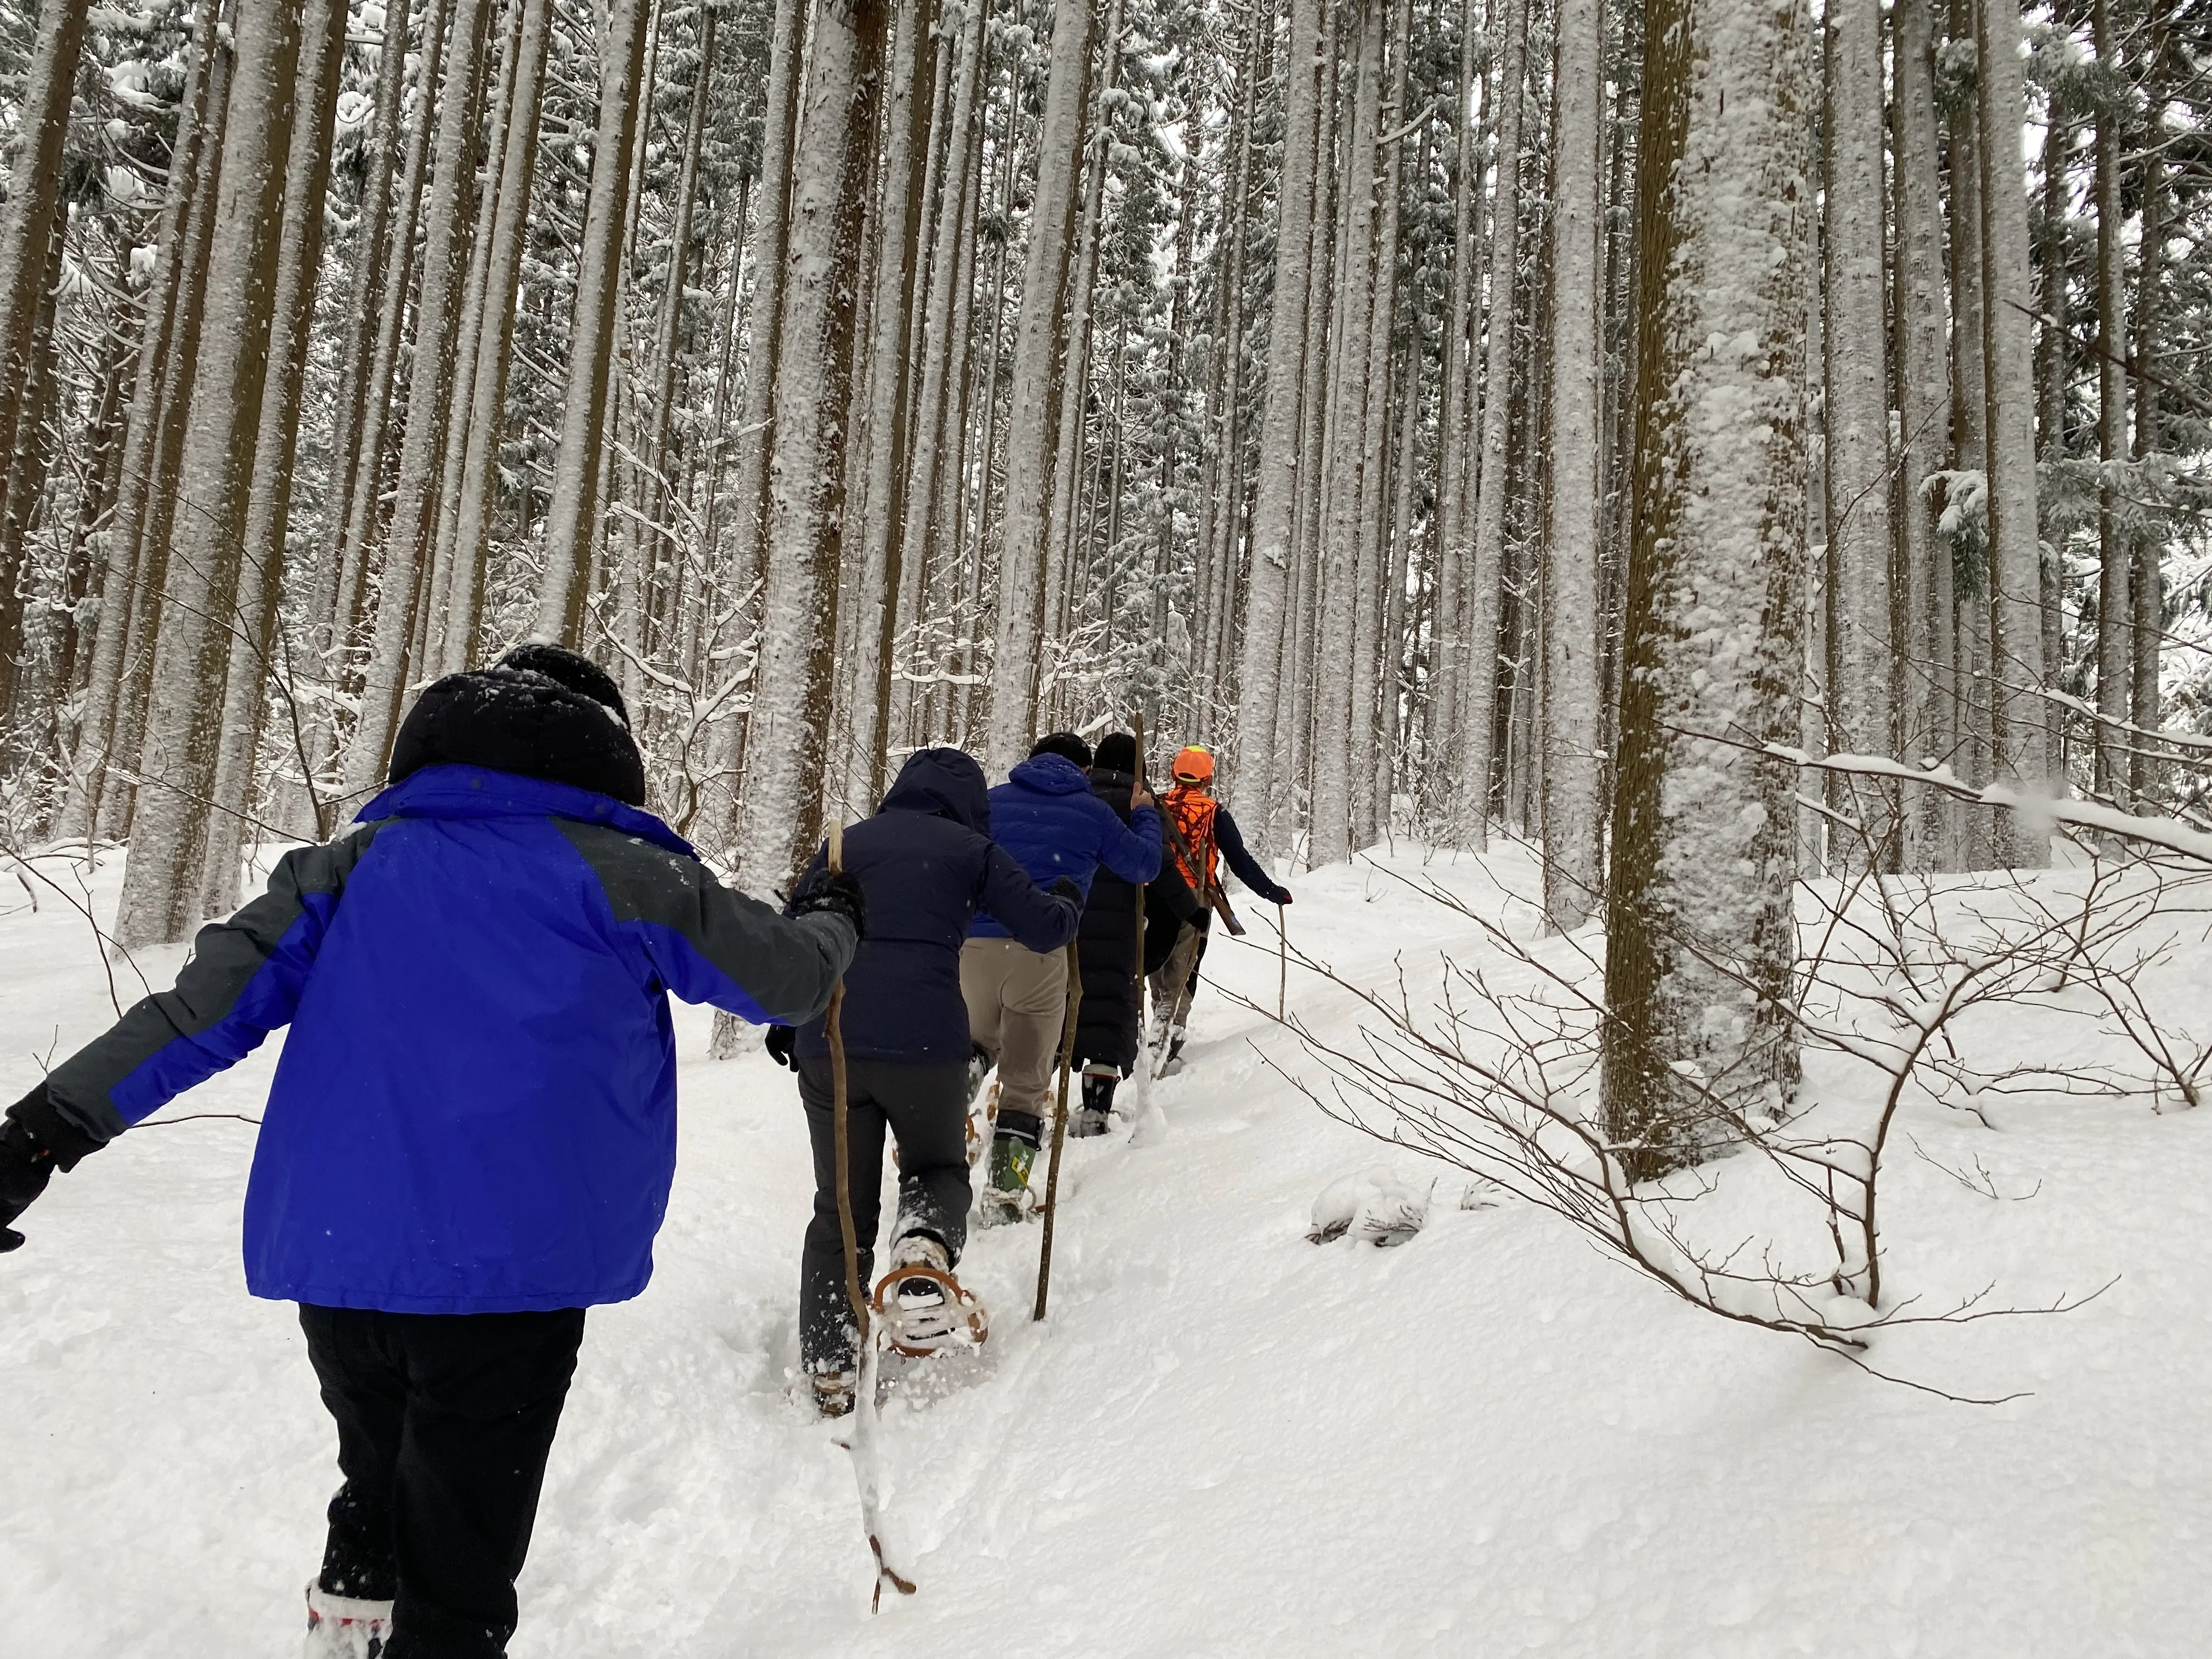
1278, 902, 1288, 1021
1032, 937, 1084, 1320
825, 820, 916, 1610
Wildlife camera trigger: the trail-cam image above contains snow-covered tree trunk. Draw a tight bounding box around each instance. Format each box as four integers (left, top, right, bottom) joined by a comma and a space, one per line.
343, 0, 501, 797
0, 0, 89, 579
1425, 0, 1484, 822
2089, 0, 2126, 805
704, 0, 806, 842
895, 0, 990, 751
1974, 0, 2049, 865
198, 0, 352, 912
1820, 0, 1895, 868
735, 0, 888, 892
1541, 0, 1605, 931
303, 0, 411, 660
444, 0, 554, 678
2128, 66, 2166, 807
1231, 0, 1325, 851
330, 0, 451, 684
1349, 0, 1409, 851
1460, 0, 1528, 849
1312, 2, 1383, 868
116, 0, 304, 948
62, 10, 228, 844
1600, 0, 1812, 1176
985, 0, 1095, 777
843, 0, 936, 816
1892, 0, 1953, 870
533, 0, 657, 645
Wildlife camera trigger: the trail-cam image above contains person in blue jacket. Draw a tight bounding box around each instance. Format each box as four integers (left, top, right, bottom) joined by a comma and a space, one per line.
962, 732, 1162, 1224
762, 747, 1077, 1414
0, 644, 860, 1659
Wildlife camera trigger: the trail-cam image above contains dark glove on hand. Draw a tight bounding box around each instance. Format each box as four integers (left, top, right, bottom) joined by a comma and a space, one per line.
789, 869, 867, 940
764, 1025, 798, 1070
1, 1085, 98, 1252
1050, 876, 1083, 905
1277, 890, 1294, 906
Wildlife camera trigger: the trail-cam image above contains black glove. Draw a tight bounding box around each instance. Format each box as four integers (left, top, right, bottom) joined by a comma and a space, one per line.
789, 868, 867, 940
764, 1025, 798, 1070
1, 1085, 100, 1252
1050, 876, 1083, 905
1277, 890, 1294, 906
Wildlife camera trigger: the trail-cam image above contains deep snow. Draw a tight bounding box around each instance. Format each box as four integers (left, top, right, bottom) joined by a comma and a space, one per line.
2, 842, 2204, 1656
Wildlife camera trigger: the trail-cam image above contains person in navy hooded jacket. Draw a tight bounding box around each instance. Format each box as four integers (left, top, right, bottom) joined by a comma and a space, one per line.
763, 747, 1077, 1415
0, 644, 859, 1659
961, 732, 1162, 1224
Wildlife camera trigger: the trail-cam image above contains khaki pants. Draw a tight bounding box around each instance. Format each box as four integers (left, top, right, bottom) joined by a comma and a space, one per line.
960, 937, 1069, 1122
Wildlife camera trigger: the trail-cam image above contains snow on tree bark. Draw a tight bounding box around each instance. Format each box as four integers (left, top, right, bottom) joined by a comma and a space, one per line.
1892, 0, 1954, 871
1974, 0, 2050, 865
985, 0, 1095, 778
1820, 0, 1896, 870
735, 0, 888, 893
1231, 0, 1325, 853
116, 0, 304, 949
199, 0, 353, 913
1541, 0, 1606, 931
1600, 0, 1812, 1176
1459, 0, 1528, 851
532, 0, 657, 646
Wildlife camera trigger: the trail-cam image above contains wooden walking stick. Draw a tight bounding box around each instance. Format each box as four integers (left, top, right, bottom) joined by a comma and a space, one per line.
825, 821, 916, 1610
1032, 938, 1084, 1320
1278, 902, 1288, 1020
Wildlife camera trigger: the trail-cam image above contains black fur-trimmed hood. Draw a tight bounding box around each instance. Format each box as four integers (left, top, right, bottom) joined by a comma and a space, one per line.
388, 645, 646, 806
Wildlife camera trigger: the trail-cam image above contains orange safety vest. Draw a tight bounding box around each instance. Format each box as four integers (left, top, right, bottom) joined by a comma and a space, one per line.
1163, 785, 1219, 894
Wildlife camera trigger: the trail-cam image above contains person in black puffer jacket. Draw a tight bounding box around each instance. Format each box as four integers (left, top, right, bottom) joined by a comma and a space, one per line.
1069, 733, 1198, 1135
766, 747, 1078, 1414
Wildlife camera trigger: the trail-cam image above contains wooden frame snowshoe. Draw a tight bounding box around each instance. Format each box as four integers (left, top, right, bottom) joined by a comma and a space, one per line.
871, 1263, 989, 1357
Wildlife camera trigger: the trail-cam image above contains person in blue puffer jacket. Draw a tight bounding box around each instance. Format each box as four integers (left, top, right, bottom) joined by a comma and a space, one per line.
962, 732, 1162, 1224
0, 644, 859, 1659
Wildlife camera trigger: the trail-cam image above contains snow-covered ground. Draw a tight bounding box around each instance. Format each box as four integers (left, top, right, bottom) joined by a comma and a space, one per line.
2, 843, 2205, 1657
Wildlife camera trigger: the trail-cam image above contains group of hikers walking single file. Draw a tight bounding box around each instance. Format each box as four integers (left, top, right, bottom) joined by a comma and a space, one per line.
0, 643, 1291, 1657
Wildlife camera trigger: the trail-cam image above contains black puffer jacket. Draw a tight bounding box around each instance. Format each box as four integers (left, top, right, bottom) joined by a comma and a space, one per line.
1076, 768, 1203, 1070
792, 748, 1078, 1064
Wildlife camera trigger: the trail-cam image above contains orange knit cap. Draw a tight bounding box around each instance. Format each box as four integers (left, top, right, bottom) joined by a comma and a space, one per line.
1171, 745, 1215, 784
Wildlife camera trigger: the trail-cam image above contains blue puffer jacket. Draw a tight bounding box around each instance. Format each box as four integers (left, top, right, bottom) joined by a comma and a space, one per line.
40, 765, 854, 1314
969, 753, 1162, 939
793, 748, 1079, 1063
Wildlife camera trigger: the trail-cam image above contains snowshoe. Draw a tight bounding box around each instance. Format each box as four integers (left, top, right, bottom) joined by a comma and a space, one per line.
304, 1583, 391, 1658
964, 1045, 993, 1109
811, 1368, 857, 1419
871, 1234, 988, 1356
1069, 1106, 1111, 1138
977, 1114, 1040, 1227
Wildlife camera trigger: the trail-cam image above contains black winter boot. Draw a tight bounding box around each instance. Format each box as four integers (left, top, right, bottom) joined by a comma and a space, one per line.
1071, 1069, 1116, 1137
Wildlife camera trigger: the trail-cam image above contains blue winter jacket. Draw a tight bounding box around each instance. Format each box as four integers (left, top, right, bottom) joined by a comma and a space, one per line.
41, 765, 855, 1314
793, 748, 1079, 1064
969, 753, 1163, 939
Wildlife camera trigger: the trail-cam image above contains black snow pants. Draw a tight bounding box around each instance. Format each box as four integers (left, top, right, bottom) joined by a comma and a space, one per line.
300, 1304, 586, 1658
797, 1056, 971, 1374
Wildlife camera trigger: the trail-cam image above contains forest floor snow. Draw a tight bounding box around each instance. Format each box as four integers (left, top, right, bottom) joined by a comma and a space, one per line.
1, 840, 2204, 1657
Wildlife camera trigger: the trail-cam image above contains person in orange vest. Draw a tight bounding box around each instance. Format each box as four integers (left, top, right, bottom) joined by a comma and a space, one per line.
1149, 745, 1291, 1070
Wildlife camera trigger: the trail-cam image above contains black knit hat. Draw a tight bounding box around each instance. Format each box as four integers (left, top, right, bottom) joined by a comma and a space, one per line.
387, 643, 646, 805
496, 641, 630, 727
1029, 731, 1093, 770
1092, 732, 1138, 775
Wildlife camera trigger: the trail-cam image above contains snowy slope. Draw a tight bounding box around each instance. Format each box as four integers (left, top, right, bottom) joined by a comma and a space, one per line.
2, 844, 2205, 1657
